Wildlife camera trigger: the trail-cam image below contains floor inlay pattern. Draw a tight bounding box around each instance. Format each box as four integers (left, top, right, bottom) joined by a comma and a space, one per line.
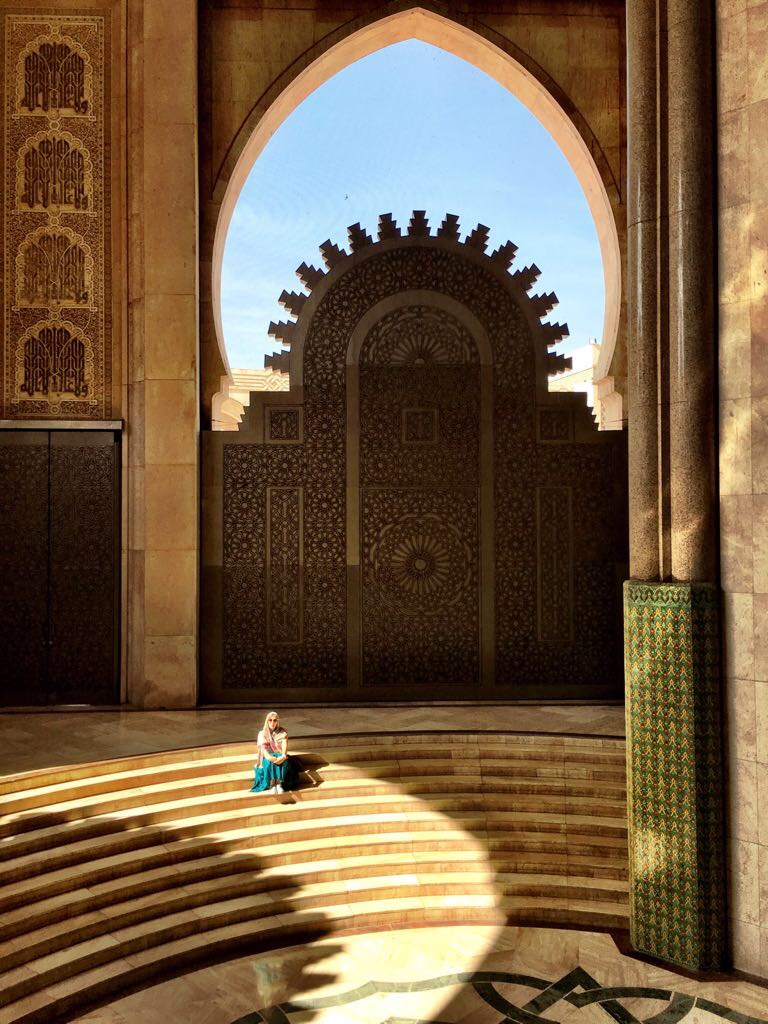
242, 969, 768, 1023
74, 927, 768, 1024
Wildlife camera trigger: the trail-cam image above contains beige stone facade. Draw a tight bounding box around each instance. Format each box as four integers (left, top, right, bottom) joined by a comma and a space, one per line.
0, 0, 764, 981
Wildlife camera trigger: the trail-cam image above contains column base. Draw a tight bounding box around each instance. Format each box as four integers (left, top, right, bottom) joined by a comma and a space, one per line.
624, 581, 725, 972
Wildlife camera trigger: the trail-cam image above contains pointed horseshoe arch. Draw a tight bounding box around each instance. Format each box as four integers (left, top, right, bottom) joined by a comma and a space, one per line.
210, 4, 622, 387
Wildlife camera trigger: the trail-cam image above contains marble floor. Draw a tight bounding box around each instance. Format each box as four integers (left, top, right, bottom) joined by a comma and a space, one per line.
0, 704, 625, 777
74, 925, 768, 1023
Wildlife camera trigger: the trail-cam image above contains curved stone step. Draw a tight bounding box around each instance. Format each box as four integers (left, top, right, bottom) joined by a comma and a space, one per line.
0, 732, 629, 1024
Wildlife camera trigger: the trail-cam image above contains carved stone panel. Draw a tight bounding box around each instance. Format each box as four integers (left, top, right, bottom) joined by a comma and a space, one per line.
1, 15, 110, 419
18, 130, 91, 210
19, 35, 92, 116
19, 321, 91, 398
17, 226, 92, 307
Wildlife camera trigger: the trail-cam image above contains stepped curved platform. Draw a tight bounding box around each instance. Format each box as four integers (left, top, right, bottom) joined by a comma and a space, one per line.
0, 731, 628, 1023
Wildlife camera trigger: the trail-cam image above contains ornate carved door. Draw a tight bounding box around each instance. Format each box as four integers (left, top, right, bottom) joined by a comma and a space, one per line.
203, 213, 628, 703
0, 429, 119, 706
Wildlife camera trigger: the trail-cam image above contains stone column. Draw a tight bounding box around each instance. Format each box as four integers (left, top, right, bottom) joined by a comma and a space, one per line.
667, 0, 717, 583
624, 0, 725, 974
626, 0, 660, 581
126, 0, 199, 708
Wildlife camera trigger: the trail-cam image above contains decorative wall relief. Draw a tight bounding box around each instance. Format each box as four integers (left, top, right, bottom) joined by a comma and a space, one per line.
402, 407, 438, 445
18, 130, 91, 209
1, 14, 109, 419
362, 304, 477, 365
19, 35, 91, 116
265, 406, 302, 443
17, 225, 92, 306
538, 407, 572, 443
18, 320, 91, 398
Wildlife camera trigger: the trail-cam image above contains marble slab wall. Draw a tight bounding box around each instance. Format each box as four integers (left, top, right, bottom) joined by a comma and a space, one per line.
717, 0, 768, 979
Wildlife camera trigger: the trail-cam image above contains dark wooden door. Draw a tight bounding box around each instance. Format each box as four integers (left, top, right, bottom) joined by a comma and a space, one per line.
0, 430, 119, 706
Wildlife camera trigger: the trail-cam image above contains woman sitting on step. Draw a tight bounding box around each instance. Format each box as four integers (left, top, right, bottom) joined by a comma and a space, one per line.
251, 711, 300, 795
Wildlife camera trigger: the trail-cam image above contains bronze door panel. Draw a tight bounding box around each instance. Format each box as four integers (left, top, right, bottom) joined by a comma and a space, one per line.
0, 432, 49, 706
0, 430, 119, 707
48, 432, 119, 705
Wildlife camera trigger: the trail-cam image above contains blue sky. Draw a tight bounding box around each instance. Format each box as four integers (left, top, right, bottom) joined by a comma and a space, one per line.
221, 40, 603, 370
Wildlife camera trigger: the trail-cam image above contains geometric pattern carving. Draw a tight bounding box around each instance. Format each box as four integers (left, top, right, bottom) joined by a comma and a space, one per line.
217, 216, 627, 701
223, 444, 346, 689
2, 14, 109, 419
538, 407, 572, 442
19, 35, 90, 116
266, 486, 302, 644
0, 435, 49, 704
402, 407, 438, 445
20, 322, 89, 397
624, 581, 725, 972
265, 406, 302, 444
0, 431, 118, 707
16, 226, 92, 307
361, 304, 477, 365
536, 486, 573, 641
361, 488, 479, 688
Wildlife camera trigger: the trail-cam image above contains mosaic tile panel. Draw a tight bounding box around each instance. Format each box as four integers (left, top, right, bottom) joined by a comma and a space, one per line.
624, 581, 725, 972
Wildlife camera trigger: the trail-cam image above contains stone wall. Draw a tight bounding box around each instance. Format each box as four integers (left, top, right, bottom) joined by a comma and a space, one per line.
717, 0, 768, 978
125, 0, 199, 708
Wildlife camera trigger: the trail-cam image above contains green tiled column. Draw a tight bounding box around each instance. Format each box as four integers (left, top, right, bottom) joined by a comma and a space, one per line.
624, 581, 725, 972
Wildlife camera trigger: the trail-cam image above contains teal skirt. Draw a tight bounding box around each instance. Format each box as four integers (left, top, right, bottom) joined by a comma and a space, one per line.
250, 755, 300, 792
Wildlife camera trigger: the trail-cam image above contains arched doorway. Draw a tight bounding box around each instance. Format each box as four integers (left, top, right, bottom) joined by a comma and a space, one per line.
199, 3, 627, 703
201, 4, 624, 424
